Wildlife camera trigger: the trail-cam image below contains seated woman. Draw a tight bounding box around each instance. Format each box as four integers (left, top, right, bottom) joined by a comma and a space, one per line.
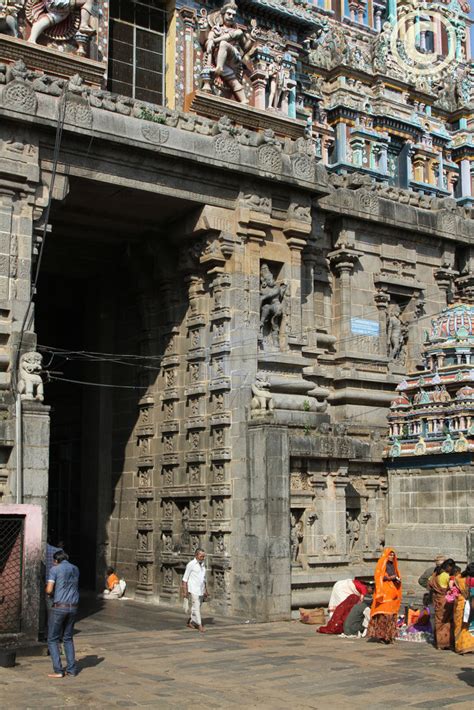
318, 593, 362, 635
327, 578, 367, 619
103, 567, 126, 599
407, 607, 432, 633
343, 586, 374, 637
453, 563, 474, 655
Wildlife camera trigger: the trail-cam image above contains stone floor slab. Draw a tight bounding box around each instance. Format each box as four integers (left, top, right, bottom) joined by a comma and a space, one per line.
2, 600, 474, 708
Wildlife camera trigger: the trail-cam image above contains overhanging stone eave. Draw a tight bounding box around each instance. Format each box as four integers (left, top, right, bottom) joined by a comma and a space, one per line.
315, 192, 474, 243
0, 102, 331, 198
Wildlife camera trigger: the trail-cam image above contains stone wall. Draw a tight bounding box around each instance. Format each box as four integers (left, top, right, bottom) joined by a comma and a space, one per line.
386, 459, 474, 587
0, 74, 473, 618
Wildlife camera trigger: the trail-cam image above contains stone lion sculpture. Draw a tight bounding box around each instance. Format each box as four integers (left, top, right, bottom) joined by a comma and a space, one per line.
250, 375, 273, 413
18, 351, 44, 401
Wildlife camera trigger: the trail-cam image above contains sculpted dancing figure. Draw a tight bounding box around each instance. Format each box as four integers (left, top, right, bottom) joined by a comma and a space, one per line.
199, 1, 253, 103
259, 263, 287, 346
28, 0, 95, 44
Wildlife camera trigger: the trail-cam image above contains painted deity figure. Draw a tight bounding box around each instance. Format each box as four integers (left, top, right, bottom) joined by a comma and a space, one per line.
199, 1, 254, 103
268, 59, 295, 112
259, 263, 287, 346
27, 0, 95, 44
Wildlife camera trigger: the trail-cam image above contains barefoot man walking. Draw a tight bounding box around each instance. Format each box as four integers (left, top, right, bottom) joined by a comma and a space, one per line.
182, 548, 208, 632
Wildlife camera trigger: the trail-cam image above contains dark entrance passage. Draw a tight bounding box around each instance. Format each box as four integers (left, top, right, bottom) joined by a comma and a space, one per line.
35, 177, 196, 589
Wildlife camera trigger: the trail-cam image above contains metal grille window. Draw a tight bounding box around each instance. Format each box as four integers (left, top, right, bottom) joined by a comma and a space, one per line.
0, 516, 24, 634
108, 0, 166, 106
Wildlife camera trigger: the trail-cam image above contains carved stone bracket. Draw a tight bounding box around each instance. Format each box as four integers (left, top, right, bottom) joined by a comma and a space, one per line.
327, 244, 362, 276
456, 271, 474, 299
434, 264, 458, 298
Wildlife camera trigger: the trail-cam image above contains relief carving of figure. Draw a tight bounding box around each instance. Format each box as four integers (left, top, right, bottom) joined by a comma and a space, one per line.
259, 263, 287, 346
386, 304, 407, 360
26, 0, 95, 44
214, 499, 224, 519
18, 351, 44, 401
268, 58, 295, 112
290, 513, 304, 562
215, 534, 226, 554
346, 511, 360, 553
198, 1, 254, 103
0, 1, 22, 37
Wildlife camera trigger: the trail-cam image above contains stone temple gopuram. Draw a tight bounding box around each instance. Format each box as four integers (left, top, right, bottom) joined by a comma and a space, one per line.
0, 0, 473, 641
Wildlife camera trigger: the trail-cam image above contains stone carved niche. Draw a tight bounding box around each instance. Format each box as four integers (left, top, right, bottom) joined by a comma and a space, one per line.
290, 456, 388, 565
386, 302, 408, 362
259, 262, 288, 350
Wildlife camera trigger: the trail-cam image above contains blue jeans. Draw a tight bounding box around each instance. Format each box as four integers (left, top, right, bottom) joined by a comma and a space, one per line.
47, 607, 77, 675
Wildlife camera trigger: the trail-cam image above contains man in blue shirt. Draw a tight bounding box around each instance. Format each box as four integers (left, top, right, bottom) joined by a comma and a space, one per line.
46, 550, 80, 678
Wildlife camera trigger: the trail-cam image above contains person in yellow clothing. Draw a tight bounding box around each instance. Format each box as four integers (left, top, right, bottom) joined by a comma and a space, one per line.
428, 558, 456, 649
453, 563, 474, 655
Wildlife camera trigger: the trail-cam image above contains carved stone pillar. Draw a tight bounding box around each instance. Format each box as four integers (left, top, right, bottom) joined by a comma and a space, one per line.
332, 463, 349, 557
364, 479, 387, 555
412, 153, 425, 183
459, 158, 473, 202
180, 8, 196, 98
301, 246, 317, 344
328, 241, 361, 348
374, 287, 390, 358
284, 198, 311, 346
250, 69, 268, 110
434, 264, 458, 302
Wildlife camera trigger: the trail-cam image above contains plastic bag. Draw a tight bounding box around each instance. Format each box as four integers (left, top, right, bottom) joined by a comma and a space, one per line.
183, 596, 189, 614
463, 598, 470, 623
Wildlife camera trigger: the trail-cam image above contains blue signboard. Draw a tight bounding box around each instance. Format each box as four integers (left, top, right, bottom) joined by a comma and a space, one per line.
350, 318, 380, 336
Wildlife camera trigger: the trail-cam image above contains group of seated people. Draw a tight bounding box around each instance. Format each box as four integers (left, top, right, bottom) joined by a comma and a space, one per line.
316, 578, 374, 637
305, 554, 474, 654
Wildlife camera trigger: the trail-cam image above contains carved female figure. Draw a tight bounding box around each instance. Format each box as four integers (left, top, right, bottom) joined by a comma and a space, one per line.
259, 263, 287, 346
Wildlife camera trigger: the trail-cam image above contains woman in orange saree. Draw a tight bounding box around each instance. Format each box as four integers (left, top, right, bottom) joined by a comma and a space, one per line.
453, 563, 474, 655
367, 548, 402, 644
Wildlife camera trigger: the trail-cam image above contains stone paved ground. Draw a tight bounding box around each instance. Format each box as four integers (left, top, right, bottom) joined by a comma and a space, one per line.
1, 599, 474, 709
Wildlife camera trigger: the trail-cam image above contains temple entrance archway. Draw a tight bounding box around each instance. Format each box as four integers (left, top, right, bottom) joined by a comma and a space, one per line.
35, 176, 197, 588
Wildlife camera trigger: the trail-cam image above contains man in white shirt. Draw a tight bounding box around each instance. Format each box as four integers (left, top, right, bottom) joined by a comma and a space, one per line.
182, 548, 207, 632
